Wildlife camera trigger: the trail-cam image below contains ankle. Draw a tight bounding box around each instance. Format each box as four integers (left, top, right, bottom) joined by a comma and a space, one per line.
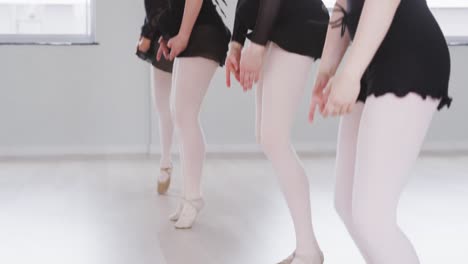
185, 197, 204, 209
294, 250, 324, 264
160, 161, 172, 169
184, 193, 203, 201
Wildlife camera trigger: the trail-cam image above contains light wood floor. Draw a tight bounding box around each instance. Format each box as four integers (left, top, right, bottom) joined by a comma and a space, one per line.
0, 155, 467, 264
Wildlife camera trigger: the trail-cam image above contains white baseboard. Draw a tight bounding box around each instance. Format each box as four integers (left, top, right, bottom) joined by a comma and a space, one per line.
421, 141, 468, 154
1, 141, 468, 159
149, 142, 338, 155
0, 145, 149, 159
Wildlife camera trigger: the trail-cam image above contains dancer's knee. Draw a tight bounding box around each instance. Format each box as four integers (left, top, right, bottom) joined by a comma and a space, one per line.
259, 129, 289, 158
351, 199, 396, 242
173, 107, 197, 131
157, 108, 173, 124
334, 194, 353, 226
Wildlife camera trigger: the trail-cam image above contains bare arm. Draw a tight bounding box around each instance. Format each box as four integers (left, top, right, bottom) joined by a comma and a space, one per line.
318, 0, 351, 75
167, 0, 203, 59
309, 0, 351, 122
179, 0, 203, 38
341, 0, 401, 80
321, 0, 402, 117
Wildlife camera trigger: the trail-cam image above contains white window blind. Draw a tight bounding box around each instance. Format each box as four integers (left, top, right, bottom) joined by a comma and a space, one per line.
0, 0, 95, 44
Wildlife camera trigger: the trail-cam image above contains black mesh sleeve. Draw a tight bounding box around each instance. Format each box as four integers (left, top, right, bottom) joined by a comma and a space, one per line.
250, 0, 282, 45
140, 0, 165, 40
141, 18, 154, 39
232, 0, 248, 45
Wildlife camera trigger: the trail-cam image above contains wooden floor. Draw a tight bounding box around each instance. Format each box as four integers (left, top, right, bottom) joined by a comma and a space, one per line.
0, 155, 467, 264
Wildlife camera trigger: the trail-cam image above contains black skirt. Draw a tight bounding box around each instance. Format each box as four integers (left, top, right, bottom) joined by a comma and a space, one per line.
136, 40, 174, 73
344, 0, 452, 110
157, 1, 231, 66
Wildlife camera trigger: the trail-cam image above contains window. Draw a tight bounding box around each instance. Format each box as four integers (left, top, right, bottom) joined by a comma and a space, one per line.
0, 0, 95, 44
322, 0, 468, 43
428, 0, 468, 43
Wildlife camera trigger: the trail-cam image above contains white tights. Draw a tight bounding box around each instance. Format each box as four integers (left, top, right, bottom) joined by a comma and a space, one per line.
172, 57, 217, 200
335, 93, 438, 264
153, 68, 174, 170
257, 43, 321, 259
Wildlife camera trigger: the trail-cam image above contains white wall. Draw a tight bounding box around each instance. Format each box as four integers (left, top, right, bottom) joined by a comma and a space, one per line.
0, 0, 467, 157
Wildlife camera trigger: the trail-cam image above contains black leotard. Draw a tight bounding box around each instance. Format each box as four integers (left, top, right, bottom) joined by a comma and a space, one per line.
156, 0, 231, 66
337, 0, 452, 110
232, 0, 330, 59
139, 0, 174, 73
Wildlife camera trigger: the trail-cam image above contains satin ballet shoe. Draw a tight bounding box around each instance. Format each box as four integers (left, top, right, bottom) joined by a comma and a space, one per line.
169, 202, 183, 222
173, 198, 205, 229
157, 167, 172, 195
277, 252, 295, 264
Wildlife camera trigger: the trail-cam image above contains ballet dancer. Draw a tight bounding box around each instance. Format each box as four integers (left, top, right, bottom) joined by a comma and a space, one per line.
136, 0, 175, 195
226, 0, 329, 263
309, 0, 451, 263
156, 0, 231, 229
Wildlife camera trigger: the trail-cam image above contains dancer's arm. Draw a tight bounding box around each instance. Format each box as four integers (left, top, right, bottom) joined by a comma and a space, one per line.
139, 0, 161, 52
231, 0, 248, 48
309, 0, 351, 122
227, 1, 248, 88
226, 41, 242, 88
341, 0, 400, 80
249, 0, 281, 46
239, 0, 282, 91
141, 0, 156, 39
319, 0, 351, 77
323, 0, 401, 117
167, 0, 203, 60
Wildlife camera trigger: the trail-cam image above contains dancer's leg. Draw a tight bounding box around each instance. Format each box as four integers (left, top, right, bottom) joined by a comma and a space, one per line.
259, 43, 322, 262
255, 44, 272, 144
171, 57, 217, 228
255, 76, 264, 144
351, 93, 438, 263
333, 103, 371, 262
153, 68, 174, 172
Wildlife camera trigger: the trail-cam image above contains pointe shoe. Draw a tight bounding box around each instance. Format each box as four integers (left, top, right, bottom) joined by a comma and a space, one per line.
291, 251, 324, 264
174, 198, 205, 229
157, 167, 172, 195
169, 203, 183, 222
277, 252, 295, 264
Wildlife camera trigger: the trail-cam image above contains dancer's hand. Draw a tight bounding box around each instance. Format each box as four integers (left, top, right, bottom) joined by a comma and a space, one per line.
322, 72, 360, 117
309, 71, 332, 123
240, 42, 265, 92
156, 37, 170, 61
167, 33, 190, 61
226, 42, 242, 88
138, 36, 151, 53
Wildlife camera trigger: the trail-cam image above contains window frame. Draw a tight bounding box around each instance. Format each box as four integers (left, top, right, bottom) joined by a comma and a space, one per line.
0, 0, 96, 45
430, 7, 468, 45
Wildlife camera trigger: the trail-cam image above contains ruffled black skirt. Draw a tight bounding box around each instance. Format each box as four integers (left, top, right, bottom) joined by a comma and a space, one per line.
344, 0, 452, 110
136, 40, 174, 73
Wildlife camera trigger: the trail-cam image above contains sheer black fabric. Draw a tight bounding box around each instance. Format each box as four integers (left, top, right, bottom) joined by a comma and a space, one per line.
232, 0, 329, 59
138, 0, 174, 73
336, 0, 451, 110
156, 0, 231, 66
141, 0, 169, 40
